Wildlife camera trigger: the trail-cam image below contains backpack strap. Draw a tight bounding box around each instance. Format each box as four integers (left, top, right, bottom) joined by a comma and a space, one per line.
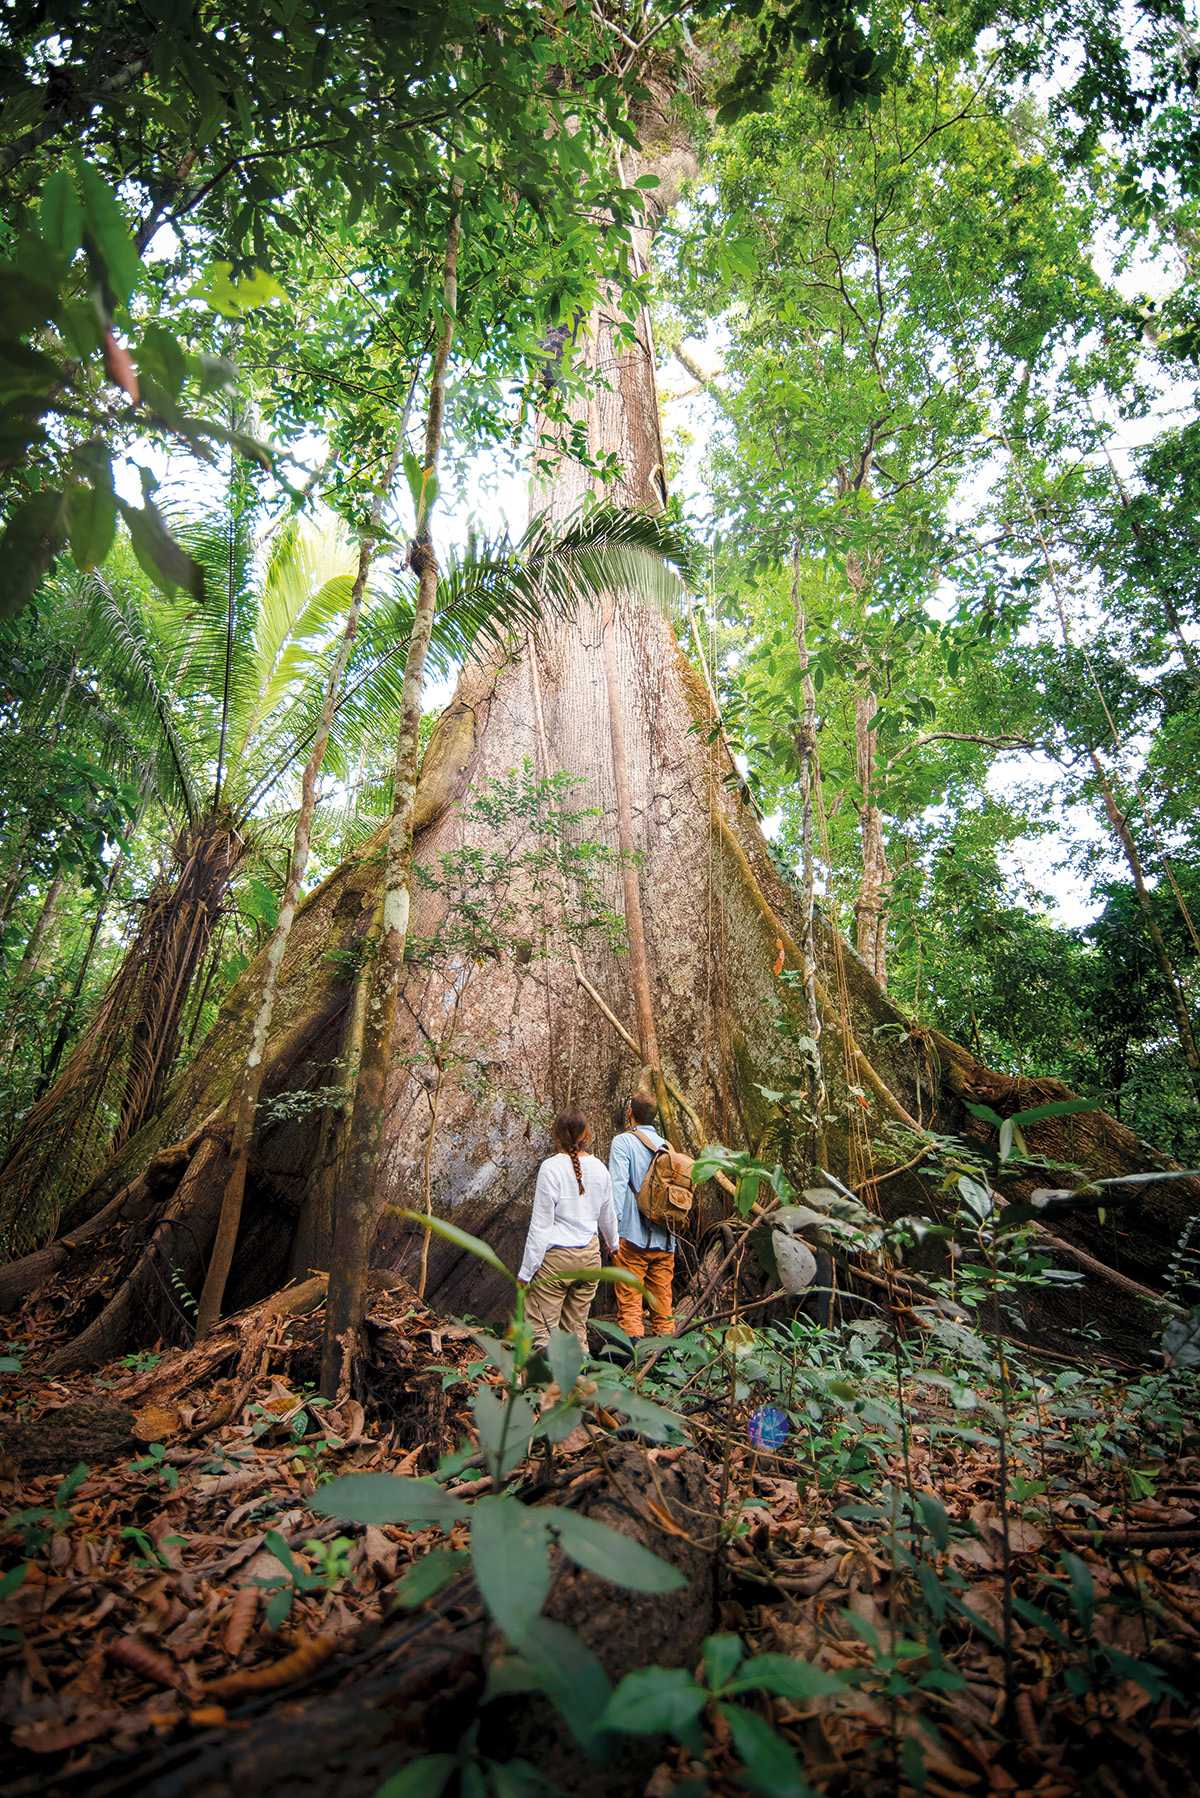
630, 1127, 663, 1156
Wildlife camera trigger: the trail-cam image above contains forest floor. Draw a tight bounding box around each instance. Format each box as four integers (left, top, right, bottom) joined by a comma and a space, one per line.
0, 1281, 1198, 1798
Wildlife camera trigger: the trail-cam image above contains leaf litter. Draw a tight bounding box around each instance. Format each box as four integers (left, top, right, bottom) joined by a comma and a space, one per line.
0, 1280, 1197, 1798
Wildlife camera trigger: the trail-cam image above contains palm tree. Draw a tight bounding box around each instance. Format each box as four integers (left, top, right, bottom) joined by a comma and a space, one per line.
0, 521, 386, 1251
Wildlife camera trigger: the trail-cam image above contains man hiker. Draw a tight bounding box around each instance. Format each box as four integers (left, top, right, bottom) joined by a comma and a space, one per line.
608, 1087, 675, 1338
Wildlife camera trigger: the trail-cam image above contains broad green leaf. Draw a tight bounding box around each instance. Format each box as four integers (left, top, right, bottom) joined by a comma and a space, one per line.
390, 1209, 512, 1281
518, 1616, 613, 1753
531, 1264, 648, 1294
599, 1664, 706, 1735
394, 1548, 468, 1607
591, 1384, 684, 1442
188, 261, 287, 317
537, 1397, 586, 1444
917, 1493, 950, 1552
473, 1386, 538, 1482
0, 1563, 28, 1602
956, 1175, 992, 1221
137, 323, 188, 397
68, 482, 116, 571
76, 160, 138, 302
1062, 1551, 1095, 1632
546, 1328, 583, 1398
311, 1473, 467, 1528
550, 1508, 686, 1593
469, 1495, 550, 1647
962, 1099, 1004, 1129
40, 171, 82, 258
1009, 1098, 1098, 1127
116, 496, 203, 598
375, 1755, 457, 1798
718, 1703, 816, 1798
265, 1586, 293, 1630
724, 1654, 846, 1699
703, 1632, 745, 1690
0, 488, 70, 619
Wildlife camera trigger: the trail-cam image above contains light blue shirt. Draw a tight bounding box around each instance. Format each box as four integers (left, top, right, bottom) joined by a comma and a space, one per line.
608, 1126, 674, 1253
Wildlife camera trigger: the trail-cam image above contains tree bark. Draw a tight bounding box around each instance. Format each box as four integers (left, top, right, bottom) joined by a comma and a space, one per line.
320, 191, 462, 1396
0, 873, 65, 1060
853, 688, 890, 988
791, 545, 828, 1160
600, 596, 675, 1141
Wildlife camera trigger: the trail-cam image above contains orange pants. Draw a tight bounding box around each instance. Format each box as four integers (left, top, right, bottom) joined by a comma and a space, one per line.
613, 1240, 675, 1338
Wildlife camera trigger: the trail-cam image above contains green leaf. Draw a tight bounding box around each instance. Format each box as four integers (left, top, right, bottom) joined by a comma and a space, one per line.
546, 1328, 583, 1398
703, 1632, 745, 1691
900, 1734, 928, 1791
1062, 1551, 1095, 1632
68, 482, 116, 571
518, 1615, 613, 1753
116, 496, 204, 597
0, 488, 70, 619
473, 1386, 538, 1482
40, 171, 82, 259
389, 1208, 513, 1281
956, 1175, 992, 1221
0, 1563, 28, 1602
187, 261, 287, 318
54, 1463, 89, 1507
724, 1654, 846, 1699
962, 1099, 1004, 1129
394, 1548, 468, 1608
917, 1493, 950, 1553
590, 1384, 683, 1442
599, 1664, 707, 1735
550, 1509, 687, 1593
265, 1585, 293, 1630
1009, 1098, 1097, 1127
76, 160, 138, 303
311, 1473, 467, 1529
375, 1754, 457, 1798
137, 323, 188, 397
469, 1495, 550, 1647
718, 1703, 815, 1798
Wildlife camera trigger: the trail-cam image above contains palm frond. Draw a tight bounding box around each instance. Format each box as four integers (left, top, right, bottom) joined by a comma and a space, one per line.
430, 502, 696, 658
79, 576, 204, 824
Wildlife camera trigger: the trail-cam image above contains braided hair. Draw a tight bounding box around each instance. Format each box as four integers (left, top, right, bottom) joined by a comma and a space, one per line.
552, 1105, 590, 1195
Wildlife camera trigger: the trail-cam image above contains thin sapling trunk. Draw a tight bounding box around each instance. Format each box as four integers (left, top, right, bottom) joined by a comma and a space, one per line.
321, 190, 462, 1397
195, 437, 404, 1339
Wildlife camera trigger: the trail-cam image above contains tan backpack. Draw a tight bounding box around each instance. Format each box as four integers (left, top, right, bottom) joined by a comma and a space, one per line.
630, 1127, 695, 1233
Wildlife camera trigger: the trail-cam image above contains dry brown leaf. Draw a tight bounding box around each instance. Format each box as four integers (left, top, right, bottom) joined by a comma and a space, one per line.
223, 1585, 258, 1659
362, 1526, 399, 1583
202, 1634, 334, 1701
106, 1635, 189, 1690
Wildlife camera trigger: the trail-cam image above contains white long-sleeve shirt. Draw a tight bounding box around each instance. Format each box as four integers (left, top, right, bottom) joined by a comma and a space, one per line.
518, 1152, 619, 1284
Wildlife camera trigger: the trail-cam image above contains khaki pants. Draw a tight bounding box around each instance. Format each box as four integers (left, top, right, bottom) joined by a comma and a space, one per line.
613, 1239, 675, 1338
525, 1235, 601, 1350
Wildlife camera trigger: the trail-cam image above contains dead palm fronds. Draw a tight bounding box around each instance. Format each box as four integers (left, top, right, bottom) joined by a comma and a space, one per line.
0, 818, 248, 1254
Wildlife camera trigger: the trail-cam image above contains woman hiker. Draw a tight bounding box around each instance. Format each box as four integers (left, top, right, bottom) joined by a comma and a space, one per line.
518, 1104, 619, 1351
